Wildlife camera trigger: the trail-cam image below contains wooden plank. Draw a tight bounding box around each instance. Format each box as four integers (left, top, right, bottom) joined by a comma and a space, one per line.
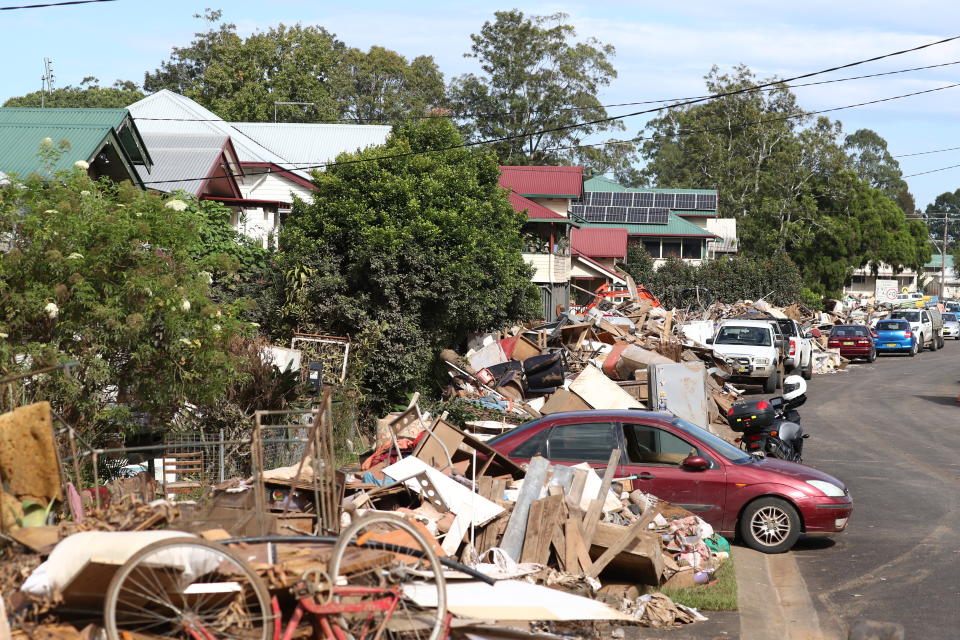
580, 449, 621, 547
551, 523, 567, 571
520, 496, 550, 564
565, 517, 592, 574
585, 510, 655, 578
499, 456, 549, 561
568, 468, 588, 504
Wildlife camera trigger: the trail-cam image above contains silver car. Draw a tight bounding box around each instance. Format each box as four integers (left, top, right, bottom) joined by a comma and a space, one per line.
943, 312, 960, 340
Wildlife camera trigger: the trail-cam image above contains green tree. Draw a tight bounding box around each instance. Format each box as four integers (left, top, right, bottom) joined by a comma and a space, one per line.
924, 189, 960, 266
843, 128, 914, 212
144, 10, 444, 123
0, 167, 251, 439
448, 10, 628, 168
272, 119, 539, 411
3, 77, 144, 108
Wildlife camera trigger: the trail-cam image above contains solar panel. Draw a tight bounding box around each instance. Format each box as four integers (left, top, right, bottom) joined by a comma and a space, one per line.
570, 204, 585, 216
590, 192, 612, 207
584, 206, 606, 221
625, 209, 649, 224
696, 194, 718, 210
605, 207, 628, 222
633, 192, 655, 208
611, 192, 633, 207
649, 207, 670, 224
675, 193, 697, 209
654, 193, 675, 209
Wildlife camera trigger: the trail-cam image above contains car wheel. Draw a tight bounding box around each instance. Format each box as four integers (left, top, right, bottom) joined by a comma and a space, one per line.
763, 372, 778, 394
931, 335, 939, 351
939, 335, 945, 349
908, 341, 916, 357
918, 334, 925, 352
739, 497, 802, 554
802, 357, 813, 380
867, 349, 876, 363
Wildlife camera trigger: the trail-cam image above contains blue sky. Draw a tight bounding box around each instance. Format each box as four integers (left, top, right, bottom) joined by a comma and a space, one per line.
2, 0, 959, 207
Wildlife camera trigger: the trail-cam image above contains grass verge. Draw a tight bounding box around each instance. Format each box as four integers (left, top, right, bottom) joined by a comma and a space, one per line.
659, 556, 738, 611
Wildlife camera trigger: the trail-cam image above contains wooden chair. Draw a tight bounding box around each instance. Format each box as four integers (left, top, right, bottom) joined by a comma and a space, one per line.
162, 451, 204, 497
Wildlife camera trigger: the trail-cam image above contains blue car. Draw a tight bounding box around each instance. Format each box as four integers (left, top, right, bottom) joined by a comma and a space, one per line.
873, 318, 916, 356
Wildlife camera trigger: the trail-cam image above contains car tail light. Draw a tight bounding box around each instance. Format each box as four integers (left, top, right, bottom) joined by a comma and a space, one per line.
746, 434, 762, 441
857, 338, 871, 345
727, 407, 735, 416
756, 401, 769, 410
871, 331, 878, 338
904, 331, 912, 338
789, 339, 796, 356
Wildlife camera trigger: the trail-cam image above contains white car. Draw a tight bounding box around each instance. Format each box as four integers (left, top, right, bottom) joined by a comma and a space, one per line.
708, 319, 782, 393
942, 312, 960, 340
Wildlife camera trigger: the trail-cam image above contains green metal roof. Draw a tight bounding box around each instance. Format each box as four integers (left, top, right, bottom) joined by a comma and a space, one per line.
579, 214, 717, 238
925, 254, 955, 269
0, 107, 152, 172
583, 175, 716, 195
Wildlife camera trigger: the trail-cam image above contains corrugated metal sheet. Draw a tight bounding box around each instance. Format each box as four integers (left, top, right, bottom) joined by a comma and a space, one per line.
705, 218, 738, 253
0, 123, 110, 175
136, 132, 230, 195
0, 107, 128, 127
571, 227, 627, 259
583, 175, 716, 195
507, 191, 568, 220
499, 165, 583, 198
579, 216, 717, 238
128, 91, 391, 178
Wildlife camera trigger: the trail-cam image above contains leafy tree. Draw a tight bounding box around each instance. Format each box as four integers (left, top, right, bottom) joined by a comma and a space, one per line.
271, 119, 539, 412
3, 77, 144, 108
448, 10, 628, 168
924, 189, 960, 266
843, 128, 913, 211
144, 10, 444, 123
0, 166, 252, 439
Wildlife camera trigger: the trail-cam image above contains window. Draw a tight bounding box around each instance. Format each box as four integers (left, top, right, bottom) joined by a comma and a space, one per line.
547, 422, 619, 462
943, 313, 957, 322
892, 311, 920, 323
830, 326, 868, 337
876, 320, 909, 331
681, 239, 701, 259
850, 275, 867, 285
643, 240, 661, 258
670, 418, 752, 463
662, 240, 682, 257
714, 326, 772, 346
624, 423, 699, 466
511, 428, 550, 458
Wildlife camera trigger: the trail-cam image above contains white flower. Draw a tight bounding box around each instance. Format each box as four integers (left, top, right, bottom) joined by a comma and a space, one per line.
0, 332, 8, 339
212, 324, 222, 332
44, 302, 59, 319
44, 209, 58, 214
73, 160, 90, 170
179, 338, 193, 346
180, 299, 191, 311
79, 190, 91, 197
144, 288, 153, 297
40, 137, 53, 147
198, 270, 213, 285
165, 199, 188, 211
66, 252, 83, 260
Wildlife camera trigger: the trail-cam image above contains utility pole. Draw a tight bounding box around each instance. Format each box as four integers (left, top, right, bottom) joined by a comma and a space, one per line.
942, 211, 948, 298
40, 57, 55, 108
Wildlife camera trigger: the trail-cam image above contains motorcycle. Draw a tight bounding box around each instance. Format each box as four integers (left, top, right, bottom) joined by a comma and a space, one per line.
725, 375, 809, 462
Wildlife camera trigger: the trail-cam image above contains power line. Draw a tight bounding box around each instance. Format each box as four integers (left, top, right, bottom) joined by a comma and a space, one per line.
140, 80, 960, 186
0, 0, 115, 10
130, 58, 960, 127
903, 163, 960, 178
895, 145, 960, 158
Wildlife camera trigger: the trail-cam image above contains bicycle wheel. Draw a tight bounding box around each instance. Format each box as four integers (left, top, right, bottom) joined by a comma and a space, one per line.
329, 512, 447, 640
104, 537, 272, 640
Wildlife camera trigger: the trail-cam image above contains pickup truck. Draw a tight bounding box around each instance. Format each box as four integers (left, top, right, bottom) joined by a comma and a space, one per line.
708, 319, 782, 393
772, 318, 813, 380
889, 307, 944, 352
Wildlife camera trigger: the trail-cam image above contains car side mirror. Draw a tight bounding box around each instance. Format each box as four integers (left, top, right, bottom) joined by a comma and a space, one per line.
681, 455, 710, 471
705, 337, 714, 344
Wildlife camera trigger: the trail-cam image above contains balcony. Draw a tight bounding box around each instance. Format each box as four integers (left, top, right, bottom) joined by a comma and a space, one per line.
524, 252, 571, 283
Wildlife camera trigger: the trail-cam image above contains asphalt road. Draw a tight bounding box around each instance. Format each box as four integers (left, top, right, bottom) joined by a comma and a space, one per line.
790, 339, 960, 636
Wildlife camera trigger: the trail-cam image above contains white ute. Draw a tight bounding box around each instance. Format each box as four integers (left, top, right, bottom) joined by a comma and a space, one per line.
708, 319, 782, 393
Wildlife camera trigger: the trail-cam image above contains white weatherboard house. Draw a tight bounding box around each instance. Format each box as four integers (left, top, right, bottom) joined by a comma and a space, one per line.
127, 90, 391, 246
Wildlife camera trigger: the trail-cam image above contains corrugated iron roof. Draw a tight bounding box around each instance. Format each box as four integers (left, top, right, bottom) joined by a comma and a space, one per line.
128, 91, 391, 181
507, 191, 569, 221
571, 227, 627, 259
579, 215, 718, 238
136, 132, 236, 195
499, 165, 583, 198
583, 175, 716, 195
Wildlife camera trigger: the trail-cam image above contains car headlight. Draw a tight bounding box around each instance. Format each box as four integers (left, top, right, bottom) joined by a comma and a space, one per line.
753, 358, 770, 365
806, 480, 845, 497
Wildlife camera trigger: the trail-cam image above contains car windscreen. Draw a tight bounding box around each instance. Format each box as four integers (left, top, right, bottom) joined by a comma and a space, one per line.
892, 311, 920, 323
714, 326, 771, 346
876, 320, 908, 331
943, 313, 957, 322
670, 417, 753, 464
830, 326, 868, 337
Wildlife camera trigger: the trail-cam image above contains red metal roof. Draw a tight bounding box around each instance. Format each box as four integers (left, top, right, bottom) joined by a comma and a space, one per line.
499, 165, 583, 198
571, 227, 628, 259
507, 191, 568, 220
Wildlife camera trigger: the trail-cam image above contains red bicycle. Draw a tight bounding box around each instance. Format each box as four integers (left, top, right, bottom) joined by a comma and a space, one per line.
102, 513, 449, 640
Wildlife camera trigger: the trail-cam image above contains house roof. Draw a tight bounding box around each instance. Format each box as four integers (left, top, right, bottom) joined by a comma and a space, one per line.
0, 108, 151, 181
571, 254, 627, 284
128, 91, 391, 184
583, 175, 715, 195
135, 132, 241, 197
507, 191, 571, 221
499, 165, 583, 198
571, 227, 627, 259
579, 216, 718, 238
925, 254, 955, 270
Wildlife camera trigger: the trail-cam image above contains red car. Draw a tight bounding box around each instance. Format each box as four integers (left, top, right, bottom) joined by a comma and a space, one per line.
489, 410, 852, 553
827, 324, 876, 362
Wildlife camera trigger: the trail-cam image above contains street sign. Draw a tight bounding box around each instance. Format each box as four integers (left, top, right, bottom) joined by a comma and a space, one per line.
876, 279, 898, 302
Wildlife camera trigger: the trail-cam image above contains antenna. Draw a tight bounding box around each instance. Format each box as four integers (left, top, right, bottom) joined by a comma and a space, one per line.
41, 57, 55, 107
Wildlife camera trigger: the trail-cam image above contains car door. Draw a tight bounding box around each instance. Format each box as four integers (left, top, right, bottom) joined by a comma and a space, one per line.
620, 420, 727, 526
545, 421, 622, 472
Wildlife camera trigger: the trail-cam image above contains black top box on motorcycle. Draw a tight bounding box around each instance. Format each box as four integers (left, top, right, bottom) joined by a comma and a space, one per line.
725, 400, 775, 432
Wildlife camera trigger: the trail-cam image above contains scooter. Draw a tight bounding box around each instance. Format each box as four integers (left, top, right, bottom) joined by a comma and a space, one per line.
726, 375, 808, 462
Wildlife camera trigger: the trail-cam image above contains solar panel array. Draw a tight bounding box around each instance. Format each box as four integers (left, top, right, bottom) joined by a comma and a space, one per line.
571, 190, 716, 224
